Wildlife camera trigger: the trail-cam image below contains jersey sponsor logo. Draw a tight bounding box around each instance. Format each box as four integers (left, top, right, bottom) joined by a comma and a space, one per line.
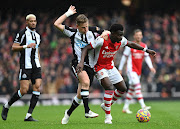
75, 38, 88, 48
102, 50, 117, 58
132, 53, 144, 59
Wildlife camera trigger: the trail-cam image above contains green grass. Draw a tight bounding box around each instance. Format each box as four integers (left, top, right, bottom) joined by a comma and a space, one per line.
0, 101, 180, 129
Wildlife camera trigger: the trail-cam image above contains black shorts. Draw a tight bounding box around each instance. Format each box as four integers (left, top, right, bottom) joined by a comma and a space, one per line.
71, 59, 95, 86
19, 67, 42, 84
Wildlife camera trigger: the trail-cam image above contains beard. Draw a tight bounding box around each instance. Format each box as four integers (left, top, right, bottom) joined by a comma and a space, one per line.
29, 27, 36, 30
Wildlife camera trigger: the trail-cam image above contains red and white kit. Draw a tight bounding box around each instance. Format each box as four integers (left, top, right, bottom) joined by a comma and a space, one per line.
118, 42, 153, 85
90, 35, 128, 84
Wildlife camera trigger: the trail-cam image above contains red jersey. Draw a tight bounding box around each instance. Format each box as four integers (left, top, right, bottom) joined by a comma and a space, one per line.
90, 35, 128, 72
123, 42, 149, 75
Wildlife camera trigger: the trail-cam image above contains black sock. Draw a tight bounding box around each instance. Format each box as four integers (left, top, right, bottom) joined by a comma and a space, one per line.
8, 90, 22, 106
67, 100, 80, 116
81, 89, 90, 113
28, 92, 40, 114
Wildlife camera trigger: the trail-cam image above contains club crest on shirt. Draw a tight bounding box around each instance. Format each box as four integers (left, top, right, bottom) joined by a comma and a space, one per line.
22, 73, 27, 78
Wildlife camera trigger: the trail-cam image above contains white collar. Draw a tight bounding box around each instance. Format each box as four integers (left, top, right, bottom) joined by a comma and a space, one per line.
26, 27, 36, 32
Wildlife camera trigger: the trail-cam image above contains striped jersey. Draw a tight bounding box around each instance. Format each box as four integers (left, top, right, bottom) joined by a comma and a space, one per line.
14, 27, 41, 69
63, 25, 103, 68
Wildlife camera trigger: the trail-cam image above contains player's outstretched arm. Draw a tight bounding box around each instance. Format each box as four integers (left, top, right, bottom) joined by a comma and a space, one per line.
54, 5, 76, 32
76, 45, 93, 74
126, 41, 156, 57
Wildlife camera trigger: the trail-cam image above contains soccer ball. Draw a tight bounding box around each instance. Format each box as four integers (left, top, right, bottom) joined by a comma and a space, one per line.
136, 109, 151, 123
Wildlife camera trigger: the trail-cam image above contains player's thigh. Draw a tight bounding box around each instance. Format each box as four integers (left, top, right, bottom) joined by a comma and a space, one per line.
108, 67, 127, 92
77, 71, 90, 86
20, 80, 30, 94
83, 66, 95, 86
31, 68, 42, 84
113, 80, 127, 92
96, 69, 113, 90
19, 68, 31, 94
108, 67, 124, 85
127, 71, 140, 85
32, 79, 42, 91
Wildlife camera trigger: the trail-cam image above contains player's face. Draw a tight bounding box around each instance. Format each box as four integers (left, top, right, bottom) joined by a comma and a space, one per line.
134, 31, 143, 43
111, 30, 124, 43
77, 22, 89, 34
26, 17, 37, 30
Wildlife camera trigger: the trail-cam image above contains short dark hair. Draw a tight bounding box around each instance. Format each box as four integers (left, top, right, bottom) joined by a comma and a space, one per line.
134, 29, 142, 35
76, 14, 88, 25
109, 24, 124, 32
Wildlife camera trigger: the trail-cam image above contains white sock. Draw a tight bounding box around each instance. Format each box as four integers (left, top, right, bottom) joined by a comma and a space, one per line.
25, 113, 32, 119
138, 99, 146, 108
74, 95, 82, 104
4, 103, 10, 109
123, 99, 130, 110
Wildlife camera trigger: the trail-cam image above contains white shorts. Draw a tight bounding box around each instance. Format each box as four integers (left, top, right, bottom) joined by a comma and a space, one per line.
127, 71, 141, 85
96, 67, 123, 84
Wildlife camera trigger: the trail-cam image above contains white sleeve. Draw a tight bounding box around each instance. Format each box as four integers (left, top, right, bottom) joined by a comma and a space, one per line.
118, 55, 127, 70
63, 25, 76, 37
123, 46, 131, 56
144, 45, 149, 56
90, 36, 104, 49
120, 37, 128, 47
144, 56, 153, 69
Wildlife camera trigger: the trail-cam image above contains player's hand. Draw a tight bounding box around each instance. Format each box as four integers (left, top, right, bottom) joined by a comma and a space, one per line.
146, 49, 156, 57
27, 43, 36, 49
100, 30, 110, 40
150, 68, 156, 74
76, 62, 83, 74
65, 5, 77, 17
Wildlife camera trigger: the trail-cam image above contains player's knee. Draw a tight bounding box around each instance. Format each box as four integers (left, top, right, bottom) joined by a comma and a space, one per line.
103, 84, 114, 90
121, 86, 127, 93
80, 80, 90, 89
20, 88, 28, 95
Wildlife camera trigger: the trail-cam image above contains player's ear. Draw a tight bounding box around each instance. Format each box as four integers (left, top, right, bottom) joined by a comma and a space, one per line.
26, 20, 29, 26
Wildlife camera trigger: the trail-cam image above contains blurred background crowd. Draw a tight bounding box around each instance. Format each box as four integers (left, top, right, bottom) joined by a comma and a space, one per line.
0, 2, 180, 98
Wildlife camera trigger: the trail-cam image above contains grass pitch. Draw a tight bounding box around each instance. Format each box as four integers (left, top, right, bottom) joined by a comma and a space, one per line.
0, 101, 180, 129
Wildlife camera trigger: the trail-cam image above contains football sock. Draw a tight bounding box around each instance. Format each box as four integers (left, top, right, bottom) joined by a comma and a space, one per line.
111, 89, 125, 105
104, 90, 114, 117
81, 89, 90, 113
123, 85, 134, 110
7, 90, 23, 107
67, 95, 82, 116
27, 91, 40, 114
134, 83, 146, 108
25, 113, 32, 119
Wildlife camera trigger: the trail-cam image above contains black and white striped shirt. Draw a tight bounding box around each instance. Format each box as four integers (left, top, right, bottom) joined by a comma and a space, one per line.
14, 27, 41, 69
63, 25, 103, 68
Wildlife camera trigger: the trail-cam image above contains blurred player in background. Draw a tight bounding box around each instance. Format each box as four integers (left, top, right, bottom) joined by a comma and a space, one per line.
54, 5, 107, 124
1, 14, 42, 121
76, 24, 156, 124
118, 29, 156, 114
